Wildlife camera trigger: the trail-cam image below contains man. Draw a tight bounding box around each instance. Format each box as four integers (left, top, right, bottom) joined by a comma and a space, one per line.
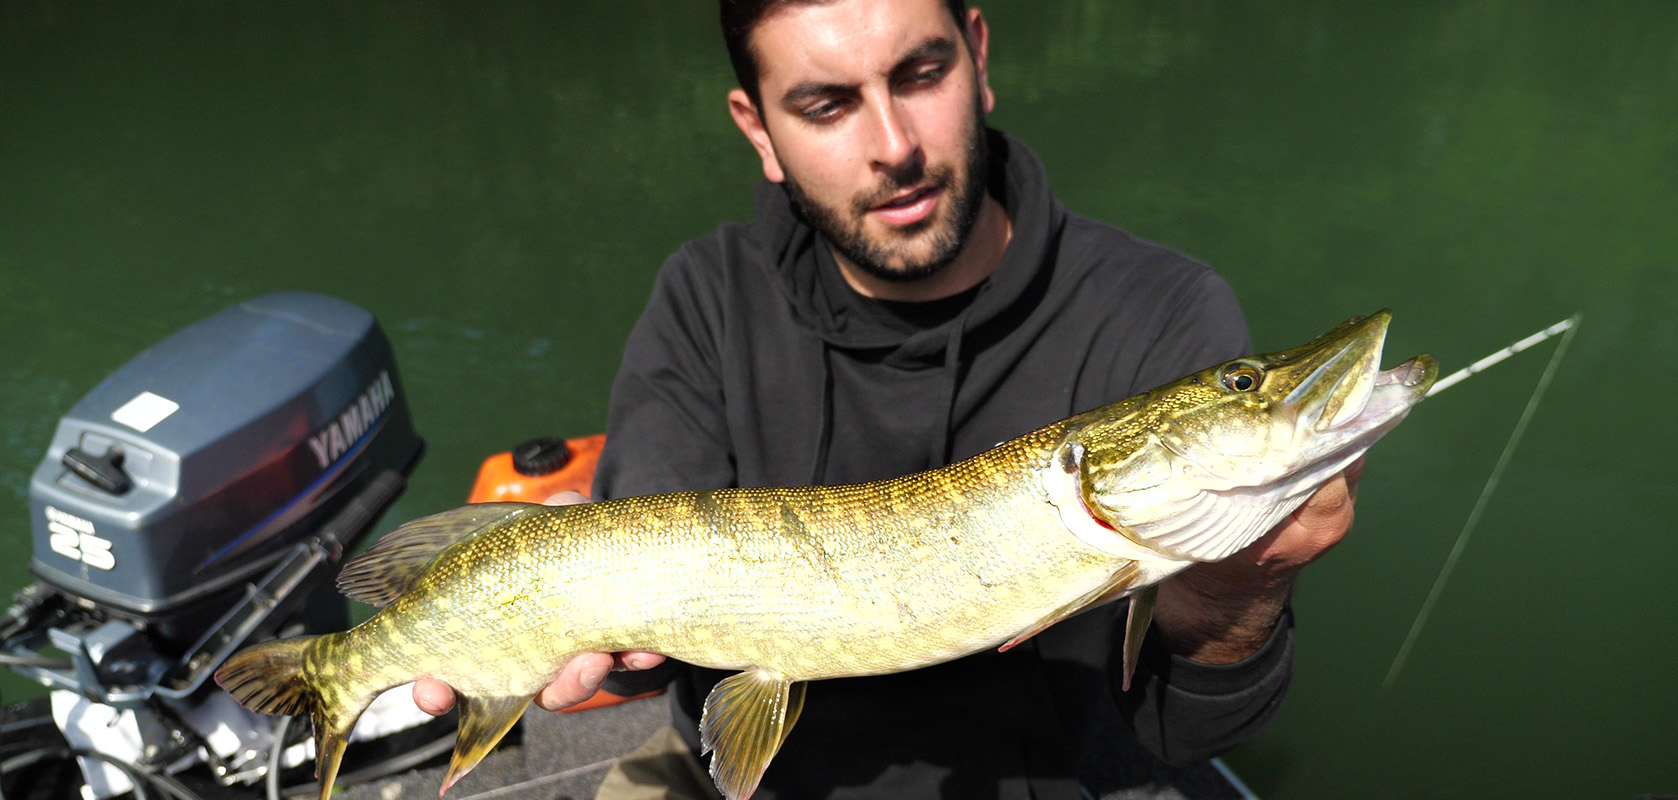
419, 1, 1358, 796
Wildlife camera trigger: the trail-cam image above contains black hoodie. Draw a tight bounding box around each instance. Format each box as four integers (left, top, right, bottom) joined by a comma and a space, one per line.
593, 131, 1292, 799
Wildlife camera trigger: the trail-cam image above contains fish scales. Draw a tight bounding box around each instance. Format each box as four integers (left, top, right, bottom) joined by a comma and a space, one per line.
438, 426, 1092, 680
217, 311, 1437, 800
300, 425, 1095, 705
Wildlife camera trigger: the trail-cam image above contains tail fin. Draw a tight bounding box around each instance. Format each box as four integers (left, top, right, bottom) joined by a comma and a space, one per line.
217, 636, 317, 716
216, 635, 375, 800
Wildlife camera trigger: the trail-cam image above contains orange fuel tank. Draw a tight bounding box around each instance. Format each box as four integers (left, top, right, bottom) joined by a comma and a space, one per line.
467, 434, 605, 504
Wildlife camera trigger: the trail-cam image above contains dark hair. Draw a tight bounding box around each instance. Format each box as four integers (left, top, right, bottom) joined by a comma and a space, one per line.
720, 0, 970, 107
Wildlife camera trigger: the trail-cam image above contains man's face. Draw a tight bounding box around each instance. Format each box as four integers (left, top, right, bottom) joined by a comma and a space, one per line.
734, 0, 996, 283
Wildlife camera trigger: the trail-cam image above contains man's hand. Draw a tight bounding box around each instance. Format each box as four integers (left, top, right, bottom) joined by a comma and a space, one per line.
413, 650, 668, 714
1151, 457, 1365, 664
410, 491, 667, 716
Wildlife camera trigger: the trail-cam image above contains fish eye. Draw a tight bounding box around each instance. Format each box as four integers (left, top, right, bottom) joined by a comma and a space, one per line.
1221, 363, 1263, 392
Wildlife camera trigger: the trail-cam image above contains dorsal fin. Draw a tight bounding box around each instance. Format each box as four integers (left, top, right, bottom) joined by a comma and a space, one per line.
337, 502, 534, 606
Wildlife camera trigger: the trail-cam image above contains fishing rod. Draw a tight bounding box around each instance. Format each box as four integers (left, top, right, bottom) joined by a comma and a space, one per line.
1382, 313, 1581, 690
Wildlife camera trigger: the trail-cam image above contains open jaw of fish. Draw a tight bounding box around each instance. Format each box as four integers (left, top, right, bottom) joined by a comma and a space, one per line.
1039, 310, 1437, 688
216, 312, 1436, 800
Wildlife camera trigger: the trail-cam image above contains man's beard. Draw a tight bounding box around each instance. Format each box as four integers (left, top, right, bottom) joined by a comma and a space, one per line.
783, 107, 990, 284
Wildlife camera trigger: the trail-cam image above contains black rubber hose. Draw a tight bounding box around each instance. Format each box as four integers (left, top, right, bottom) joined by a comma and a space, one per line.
0, 745, 213, 800
266, 715, 291, 800
0, 748, 151, 800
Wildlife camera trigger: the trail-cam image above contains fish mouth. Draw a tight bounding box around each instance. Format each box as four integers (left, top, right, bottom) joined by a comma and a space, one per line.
1286, 311, 1437, 445
1341, 354, 1437, 431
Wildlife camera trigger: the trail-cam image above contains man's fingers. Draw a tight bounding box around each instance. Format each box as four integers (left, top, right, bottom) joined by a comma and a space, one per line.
413, 679, 457, 716
1285, 470, 1357, 559
1300, 470, 1353, 514
542, 490, 589, 506
1231, 467, 1359, 571
1344, 455, 1367, 501
419, 651, 665, 716
533, 651, 615, 712
615, 651, 666, 671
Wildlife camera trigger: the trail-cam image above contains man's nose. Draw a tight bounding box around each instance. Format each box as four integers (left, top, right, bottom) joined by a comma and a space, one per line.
867, 99, 921, 172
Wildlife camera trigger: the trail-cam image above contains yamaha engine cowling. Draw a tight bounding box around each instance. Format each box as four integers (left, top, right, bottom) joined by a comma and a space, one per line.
3, 292, 424, 796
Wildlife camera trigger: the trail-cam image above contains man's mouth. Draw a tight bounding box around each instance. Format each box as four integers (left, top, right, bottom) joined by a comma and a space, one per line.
869, 186, 941, 227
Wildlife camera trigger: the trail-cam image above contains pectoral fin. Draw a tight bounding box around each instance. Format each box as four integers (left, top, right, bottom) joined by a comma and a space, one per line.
698, 668, 804, 800
1120, 584, 1157, 692
441, 694, 530, 795
999, 562, 1140, 652
781, 681, 806, 749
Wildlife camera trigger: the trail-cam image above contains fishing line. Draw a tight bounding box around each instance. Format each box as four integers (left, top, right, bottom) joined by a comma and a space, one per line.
450, 757, 619, 800
1382, 314, 1581, 690
1424, 315, 1580, 398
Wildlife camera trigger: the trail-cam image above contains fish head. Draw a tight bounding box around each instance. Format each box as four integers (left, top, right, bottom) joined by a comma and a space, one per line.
1061, 311, 1437, 563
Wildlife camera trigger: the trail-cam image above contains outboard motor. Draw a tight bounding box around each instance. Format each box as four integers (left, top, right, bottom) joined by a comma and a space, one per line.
2, 292, 424, 797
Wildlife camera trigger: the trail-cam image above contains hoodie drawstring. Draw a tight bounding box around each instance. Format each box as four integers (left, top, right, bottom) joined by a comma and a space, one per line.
809, 343, 835, 484
928, 312, 970, 468
811, 317, 966, 484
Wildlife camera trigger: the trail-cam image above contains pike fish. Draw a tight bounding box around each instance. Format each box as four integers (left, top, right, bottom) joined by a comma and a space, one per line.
217, 311, 1436, 800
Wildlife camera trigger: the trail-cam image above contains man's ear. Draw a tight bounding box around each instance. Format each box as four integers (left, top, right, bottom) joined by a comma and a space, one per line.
965, 8, 996, 114
728, 88, 786, 184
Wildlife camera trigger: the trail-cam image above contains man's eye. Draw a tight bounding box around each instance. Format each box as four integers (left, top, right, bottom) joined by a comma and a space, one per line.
904, 66, 946, 88
801, 101, 845, 122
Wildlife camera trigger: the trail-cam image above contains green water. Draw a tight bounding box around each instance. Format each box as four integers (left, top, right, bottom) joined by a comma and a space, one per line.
2, 3, 1673, 797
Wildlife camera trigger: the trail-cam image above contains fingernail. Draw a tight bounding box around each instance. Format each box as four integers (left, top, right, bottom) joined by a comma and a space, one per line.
580, 665, 608, 691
